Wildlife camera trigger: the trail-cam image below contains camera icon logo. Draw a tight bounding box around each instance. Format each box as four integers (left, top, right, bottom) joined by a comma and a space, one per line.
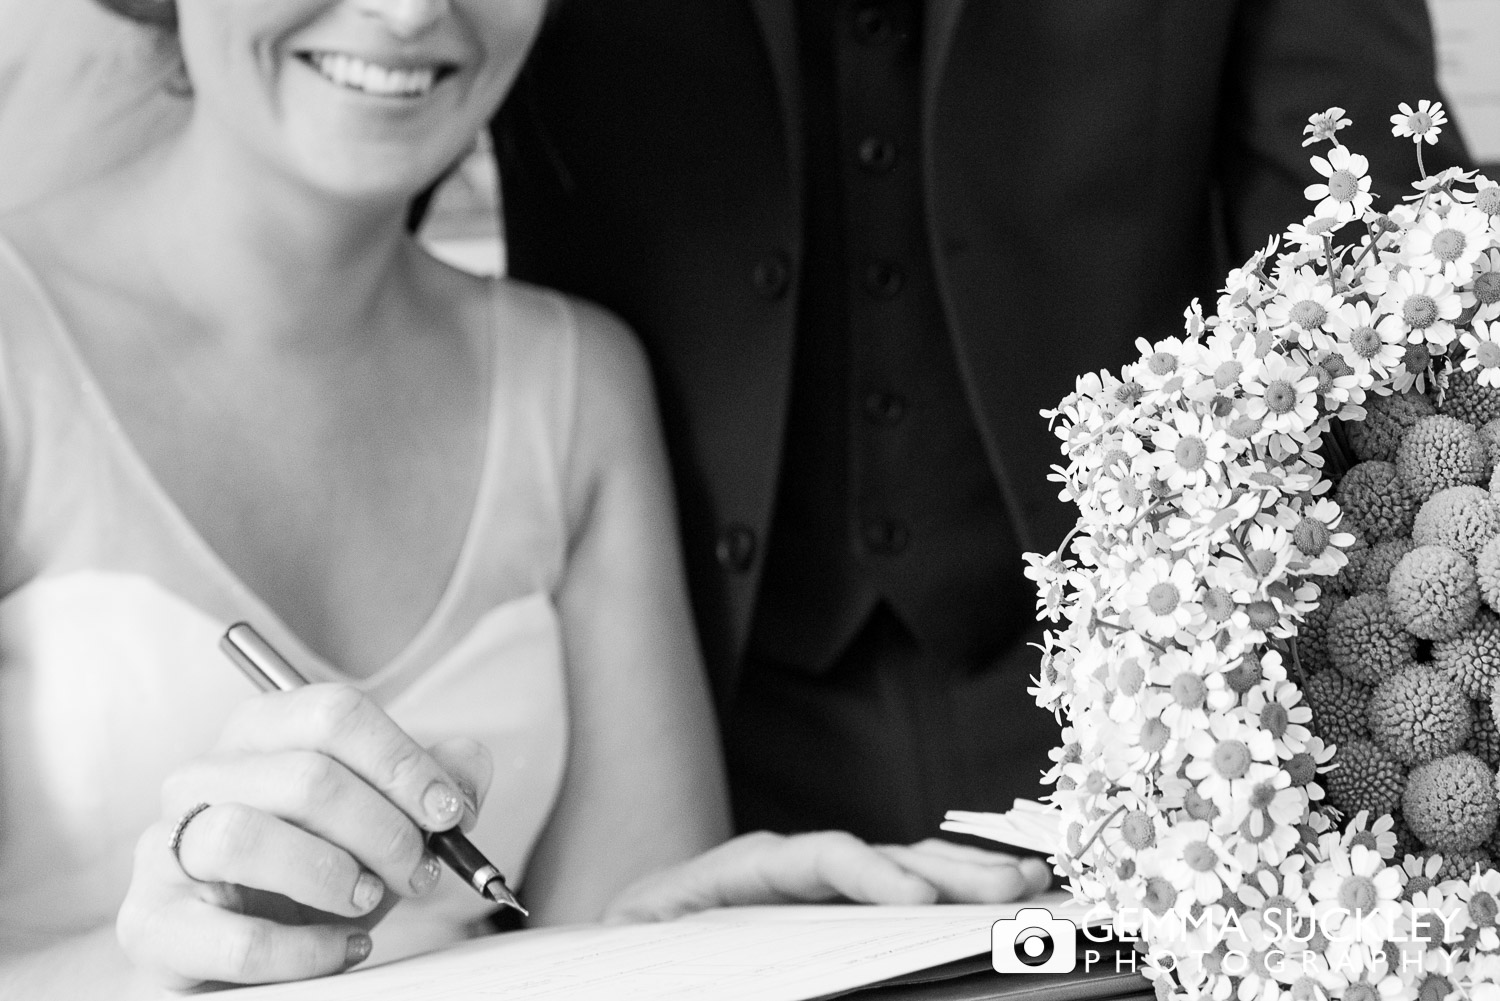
991, 908, 1077, 974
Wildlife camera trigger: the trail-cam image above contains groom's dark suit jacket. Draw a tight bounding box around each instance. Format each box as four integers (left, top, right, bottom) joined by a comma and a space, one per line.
493, 0, 1464, 825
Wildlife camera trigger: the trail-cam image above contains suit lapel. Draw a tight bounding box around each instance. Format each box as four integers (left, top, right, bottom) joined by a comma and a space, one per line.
923, 0, 965, 126
746, 0, 804, 187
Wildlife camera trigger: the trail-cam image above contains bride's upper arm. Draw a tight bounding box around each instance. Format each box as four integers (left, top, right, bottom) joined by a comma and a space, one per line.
519, 296, 730, 925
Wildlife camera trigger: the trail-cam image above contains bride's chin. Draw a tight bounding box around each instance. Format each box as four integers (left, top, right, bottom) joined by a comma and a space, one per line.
271, 139, 470, 214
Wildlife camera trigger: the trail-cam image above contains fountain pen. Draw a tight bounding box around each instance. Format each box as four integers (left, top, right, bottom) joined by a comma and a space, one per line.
219, 621, 528, 917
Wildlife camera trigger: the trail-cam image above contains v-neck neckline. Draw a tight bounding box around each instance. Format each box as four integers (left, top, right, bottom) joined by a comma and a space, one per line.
0, 234, 503, 691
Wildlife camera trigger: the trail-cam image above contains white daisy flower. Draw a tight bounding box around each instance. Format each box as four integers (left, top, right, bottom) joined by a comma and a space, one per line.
1123, 556, 1203, 641
1303, 107, 1352, 147
1305, 146, 1373, 223
1329, 300, 1405, 380
1390, 99, 1448, 145
1462, 248, 1500, 322
1152, 410, 1232, 492
1460, 319, 1500, 388
1244, 353, 1321, 438
1378, 269, 1462, 351
1405, 205, 1492, 284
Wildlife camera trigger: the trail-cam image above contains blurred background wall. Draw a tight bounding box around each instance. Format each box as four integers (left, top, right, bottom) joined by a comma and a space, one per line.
1431, 0, 1500, 171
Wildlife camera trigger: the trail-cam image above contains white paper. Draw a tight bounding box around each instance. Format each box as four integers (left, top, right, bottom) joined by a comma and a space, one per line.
941, 800, 1063, 855
203, 893, 1094, 1001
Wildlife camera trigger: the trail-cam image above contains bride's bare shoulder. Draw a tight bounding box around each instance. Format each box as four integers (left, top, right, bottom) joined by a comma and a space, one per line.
0, 187, 119, 287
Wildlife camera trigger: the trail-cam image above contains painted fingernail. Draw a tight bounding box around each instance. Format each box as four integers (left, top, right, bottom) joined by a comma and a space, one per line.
410, 853, 441, 895
423, 781, 463, 826
346, 933, 372, 968
455, 779, 479, 817
352, 872, 384, 913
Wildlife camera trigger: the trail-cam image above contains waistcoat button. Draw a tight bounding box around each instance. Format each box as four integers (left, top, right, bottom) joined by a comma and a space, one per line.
751, 254, 791, 300
716, 524, 758, 573
862, 518, 910, 556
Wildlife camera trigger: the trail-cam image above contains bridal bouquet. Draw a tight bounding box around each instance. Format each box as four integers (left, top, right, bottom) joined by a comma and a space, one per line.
1027, 103, 1500, 1000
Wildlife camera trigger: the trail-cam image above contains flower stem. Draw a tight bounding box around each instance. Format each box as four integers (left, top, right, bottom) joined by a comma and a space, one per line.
1231, 528, 1262, 580
1286, 637, 1309, 688
1091, 616, 1169, 655
1077, 805, 1128, 858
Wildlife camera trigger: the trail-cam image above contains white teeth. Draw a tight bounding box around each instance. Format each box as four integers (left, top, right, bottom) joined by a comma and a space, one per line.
307, 53, 439, 98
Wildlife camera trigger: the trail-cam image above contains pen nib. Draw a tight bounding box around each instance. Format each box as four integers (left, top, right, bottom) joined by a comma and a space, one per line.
485, 878, 529, 918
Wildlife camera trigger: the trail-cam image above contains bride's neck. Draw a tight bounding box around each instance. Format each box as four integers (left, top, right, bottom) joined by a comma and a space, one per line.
113, 118, 418, 351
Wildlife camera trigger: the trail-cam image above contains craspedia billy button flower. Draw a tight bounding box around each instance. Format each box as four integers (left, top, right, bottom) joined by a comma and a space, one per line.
1326, 592, 1418, 684
1403, 752, 1499, 852
1296, 592, 1344, 674
1367, 665, 1473, 765
1478, 534, 1500, 611
1396, 415, 1491, 502
1324, 739, 1406, 819
1481, 417, 1500, 460
1347, 389, 1435, 462
1387, 544, 1481, 640
1413, 485, 1500, 562
1355, 538, 1416, 595
1442, 365, 1500, 426
1305, 669, 1374, 747
1334, 461, 1416, 543
1467, 695, 1500, 769
1434, 847, 1493, 883
1330, 534, 1370, 596
1434, 608, 1500, 701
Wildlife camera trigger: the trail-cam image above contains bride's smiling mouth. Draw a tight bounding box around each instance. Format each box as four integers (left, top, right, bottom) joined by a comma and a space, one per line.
295, 51, 461, 99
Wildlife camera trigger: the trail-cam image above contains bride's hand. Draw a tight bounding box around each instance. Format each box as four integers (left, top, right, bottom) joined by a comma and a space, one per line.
114, 684, 492, 989
601, 831, 1048, 923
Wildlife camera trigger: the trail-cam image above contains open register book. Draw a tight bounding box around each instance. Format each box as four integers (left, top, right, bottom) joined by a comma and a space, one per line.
206, 891, 1131, 1001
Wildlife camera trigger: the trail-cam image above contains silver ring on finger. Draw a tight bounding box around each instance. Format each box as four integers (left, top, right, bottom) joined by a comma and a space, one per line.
167, 802, 213, 880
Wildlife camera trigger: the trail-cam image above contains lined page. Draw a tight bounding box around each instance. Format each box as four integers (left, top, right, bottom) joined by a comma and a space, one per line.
207, 893, 1093, 1001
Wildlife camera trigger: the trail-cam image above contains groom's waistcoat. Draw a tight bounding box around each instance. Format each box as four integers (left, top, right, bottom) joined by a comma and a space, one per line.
745, 0, 1025, 675
493, 0, 1462, 703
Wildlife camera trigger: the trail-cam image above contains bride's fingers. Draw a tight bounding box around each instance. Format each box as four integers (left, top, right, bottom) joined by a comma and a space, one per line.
169, 805, 385, 920
121, 897, 369, 987
425, 737, 494, 833
162, 752, 433, 902
118, 827, 372, 987
875, 844, 1048, 903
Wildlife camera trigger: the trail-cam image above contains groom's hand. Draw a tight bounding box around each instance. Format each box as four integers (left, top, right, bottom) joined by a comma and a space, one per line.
875, 839, 1052, 903
601, 831, 937, 922
600, 831, 1051, 924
